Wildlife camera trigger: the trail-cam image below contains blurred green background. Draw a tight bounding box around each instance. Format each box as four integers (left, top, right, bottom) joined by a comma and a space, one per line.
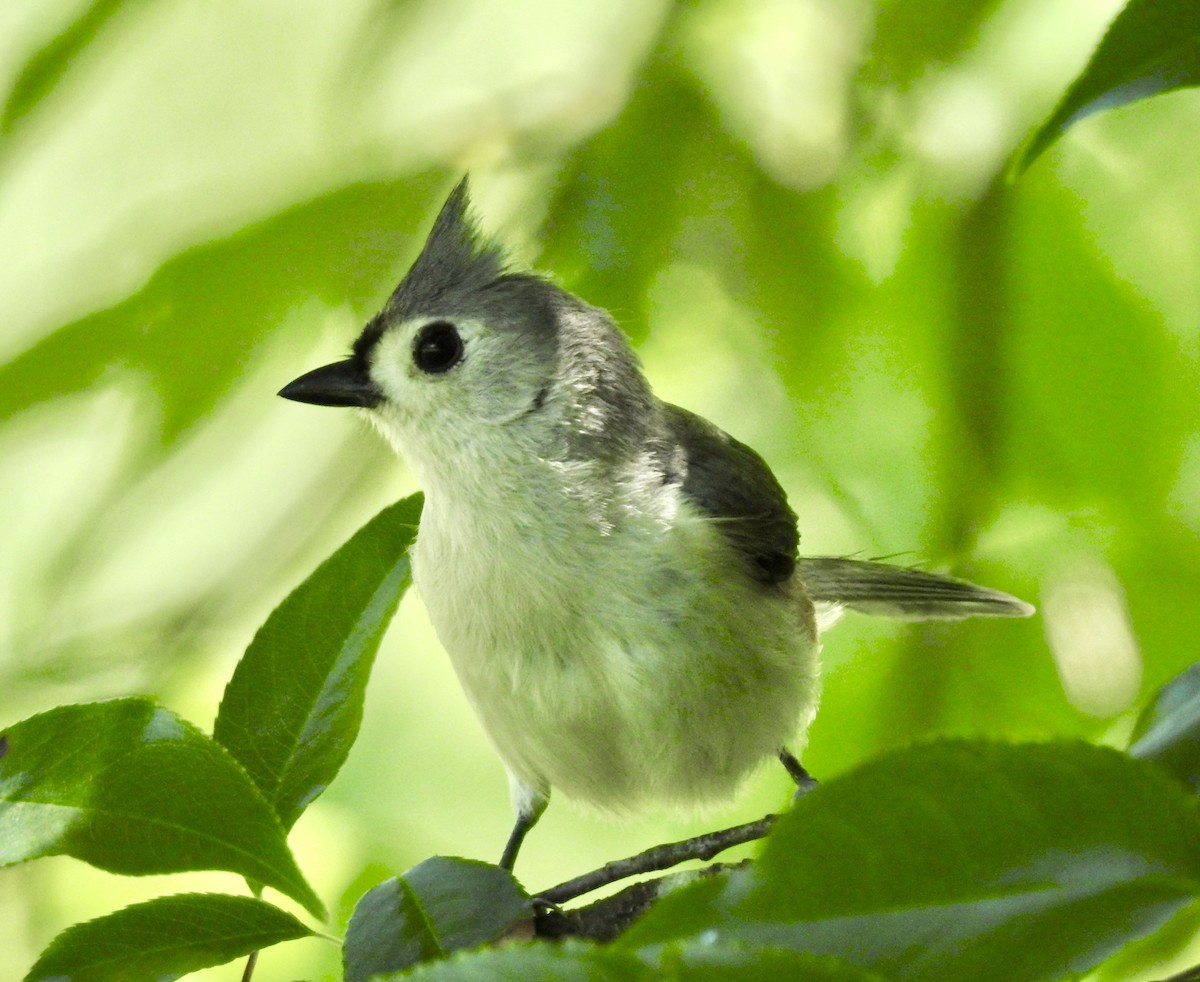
2, 0, 1198, 978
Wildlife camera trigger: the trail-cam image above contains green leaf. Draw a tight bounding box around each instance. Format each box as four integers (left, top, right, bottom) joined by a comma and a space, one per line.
378, 939, 649, 981
344, 857, 531, 980
0, 174, 445, 447
0, 699, 323, 919
1130, 662, 1200, 792
1014, 0, 1200, 174
376, 938, 886, 981
623, 741, 1200, 982
24, 893, 313, 982
214, 494, 422, 830
658, 939, 889, 981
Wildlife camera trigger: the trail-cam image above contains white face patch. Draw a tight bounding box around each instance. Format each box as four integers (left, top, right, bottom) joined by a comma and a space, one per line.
363, 314, 561, 485
367, 326, 413, 403
367, 317, 485, 413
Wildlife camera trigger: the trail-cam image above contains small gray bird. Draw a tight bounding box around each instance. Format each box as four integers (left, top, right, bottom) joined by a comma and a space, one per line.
280, 178, 1033, 871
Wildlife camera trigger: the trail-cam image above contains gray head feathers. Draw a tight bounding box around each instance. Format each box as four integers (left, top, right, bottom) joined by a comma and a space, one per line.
353, 177, 511, 364
389, 177, 508, 312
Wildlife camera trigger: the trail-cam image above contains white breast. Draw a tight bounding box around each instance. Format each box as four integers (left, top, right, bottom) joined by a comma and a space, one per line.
413, 471, 821, 816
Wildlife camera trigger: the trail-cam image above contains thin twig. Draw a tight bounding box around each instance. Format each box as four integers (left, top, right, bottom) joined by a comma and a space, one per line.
535, 861, 750, 942
240, 950, 258, 982
538, 811, 778, 906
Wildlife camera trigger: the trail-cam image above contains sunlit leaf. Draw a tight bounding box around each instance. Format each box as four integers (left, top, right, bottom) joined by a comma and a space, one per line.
344, 857, 531, 980
623, 741, 1200, 982
1014, 0, 1200, 173
0, 699, 323, 918
214, 494, 421, 830
24, 893, 313, 982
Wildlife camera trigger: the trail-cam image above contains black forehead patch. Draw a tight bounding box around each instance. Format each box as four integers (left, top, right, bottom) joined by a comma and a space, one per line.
351, 310, 388, 367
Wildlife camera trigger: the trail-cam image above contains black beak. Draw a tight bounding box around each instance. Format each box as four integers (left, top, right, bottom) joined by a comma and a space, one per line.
278, 359, 383, 408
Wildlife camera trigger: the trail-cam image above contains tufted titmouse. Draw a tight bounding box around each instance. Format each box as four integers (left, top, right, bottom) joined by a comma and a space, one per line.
280, 178, 1033, 870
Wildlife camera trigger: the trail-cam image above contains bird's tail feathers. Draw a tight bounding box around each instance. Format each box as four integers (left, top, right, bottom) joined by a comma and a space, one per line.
797, 556, 1034, 621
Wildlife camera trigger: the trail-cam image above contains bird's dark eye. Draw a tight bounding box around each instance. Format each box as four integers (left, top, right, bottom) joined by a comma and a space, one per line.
412, 321, 464, 374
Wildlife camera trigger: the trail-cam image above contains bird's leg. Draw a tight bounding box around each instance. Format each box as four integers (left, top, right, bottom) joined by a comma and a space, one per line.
778, 748, 817, 800
499, 809, 538, 871
500, 781, 549, 871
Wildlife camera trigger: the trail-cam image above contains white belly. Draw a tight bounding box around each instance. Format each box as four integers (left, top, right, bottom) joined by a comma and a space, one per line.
413, 490, 820, 815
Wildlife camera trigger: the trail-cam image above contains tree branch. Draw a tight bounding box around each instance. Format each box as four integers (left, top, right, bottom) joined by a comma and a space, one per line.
534, 861, 748, 942
536, 811, 778, 906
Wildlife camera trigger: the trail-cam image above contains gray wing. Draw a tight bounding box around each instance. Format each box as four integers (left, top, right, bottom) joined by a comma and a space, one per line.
658, 404, 1034, 618
661, 404, 798, 584
797, 557, 1034, 620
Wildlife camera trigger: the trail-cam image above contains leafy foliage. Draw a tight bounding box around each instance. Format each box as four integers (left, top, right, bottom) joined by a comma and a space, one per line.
623, 740, 1200, 981
24, 894, 314, 982
343, 857, 530, 979
2, 496, 421, 976
4, 0, 1200, 979
215, 493, 422, 829
1016, 0, 1200, 172
0, 699, 322, 918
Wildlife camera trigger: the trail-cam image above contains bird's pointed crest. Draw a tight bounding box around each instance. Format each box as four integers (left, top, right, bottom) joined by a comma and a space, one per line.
387, 176, 507, 315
